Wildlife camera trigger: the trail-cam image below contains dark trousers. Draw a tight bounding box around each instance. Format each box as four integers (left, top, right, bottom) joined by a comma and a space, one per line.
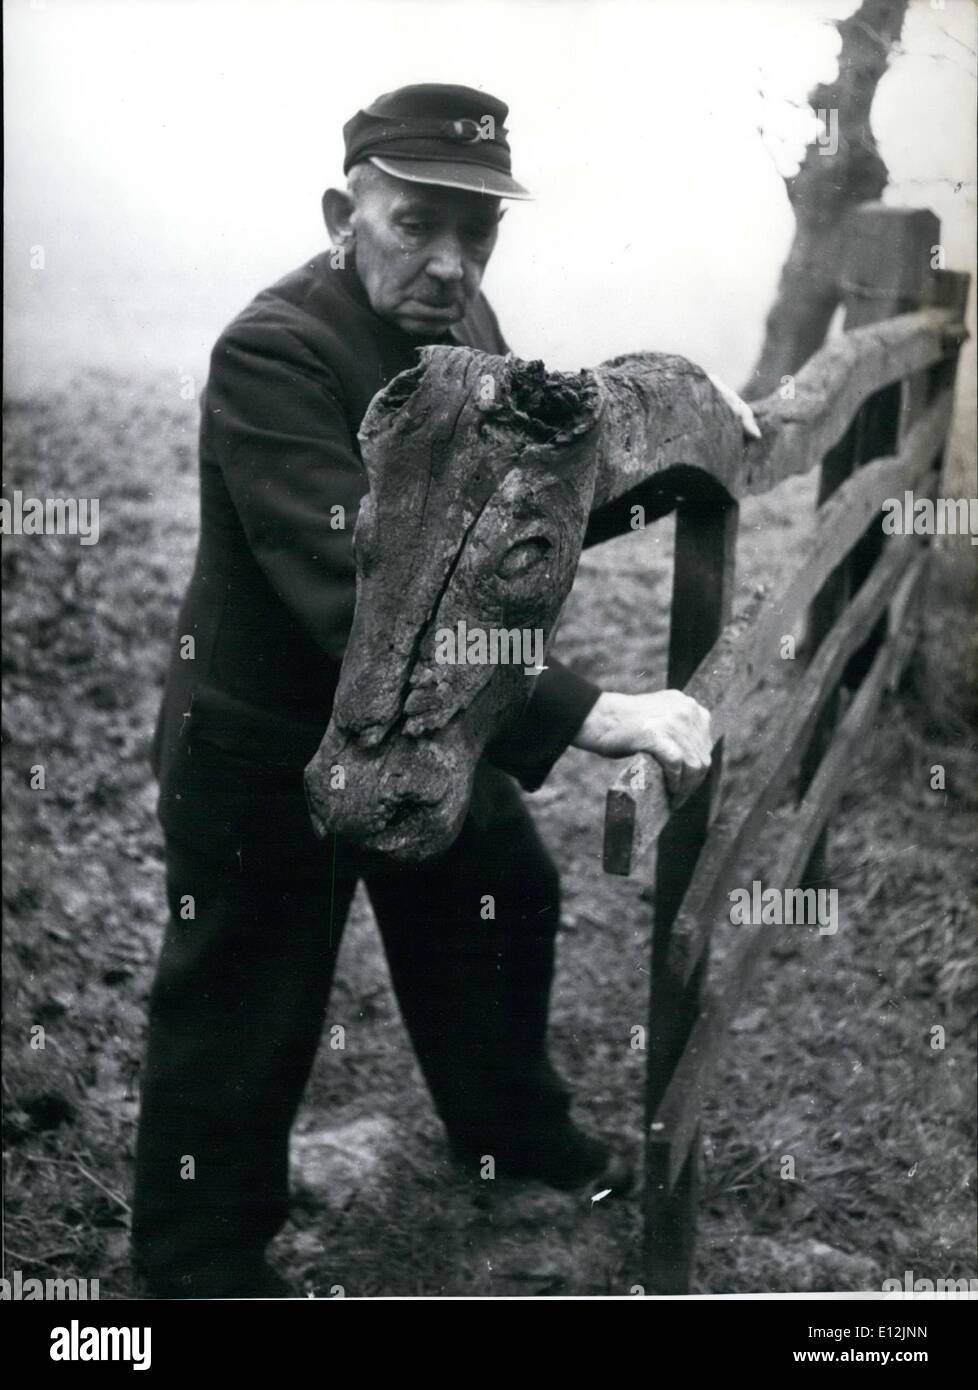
131, 749, 570, 1289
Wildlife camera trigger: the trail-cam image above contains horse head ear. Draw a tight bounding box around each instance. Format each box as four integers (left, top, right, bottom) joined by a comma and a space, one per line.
360, 361, 426, 444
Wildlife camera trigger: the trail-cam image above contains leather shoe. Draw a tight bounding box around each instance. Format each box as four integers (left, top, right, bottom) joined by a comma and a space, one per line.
451, 1121, 635, 1196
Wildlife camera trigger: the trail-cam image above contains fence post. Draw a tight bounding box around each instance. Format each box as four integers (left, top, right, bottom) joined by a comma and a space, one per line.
799, 205, 939, 887
630, 206, 965, 1296
643, 482, 738, 1293
926, 267, 972, 497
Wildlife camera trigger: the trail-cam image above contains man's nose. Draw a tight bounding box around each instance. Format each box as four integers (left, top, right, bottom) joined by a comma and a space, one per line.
425, 235, 465, 283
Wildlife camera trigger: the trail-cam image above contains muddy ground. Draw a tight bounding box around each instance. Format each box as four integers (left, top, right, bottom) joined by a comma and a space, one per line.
3, 371, 976, 1297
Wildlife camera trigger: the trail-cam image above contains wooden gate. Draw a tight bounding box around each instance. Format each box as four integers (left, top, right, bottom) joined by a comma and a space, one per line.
596, 204, 970, 1293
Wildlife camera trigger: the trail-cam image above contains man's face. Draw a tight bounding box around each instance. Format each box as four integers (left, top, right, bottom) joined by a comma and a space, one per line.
348, 168, 502, 338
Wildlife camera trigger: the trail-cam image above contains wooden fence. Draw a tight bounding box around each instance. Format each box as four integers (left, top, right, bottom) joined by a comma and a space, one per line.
590, 204, 970, 1293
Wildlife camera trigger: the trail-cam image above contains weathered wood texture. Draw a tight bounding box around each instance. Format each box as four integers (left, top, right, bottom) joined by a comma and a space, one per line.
603, 209, 958, 878
640, 491, 738, 1292
629, 209, 966, 1297
305, 301, 963, 864
648, 549, 927, 1190
798, 205, 937, 888
602, 388, 953, 876
633, 208, 955, 1289
305, 351, 604, 862
588, 305, 960, 517
664, 526, 928, 989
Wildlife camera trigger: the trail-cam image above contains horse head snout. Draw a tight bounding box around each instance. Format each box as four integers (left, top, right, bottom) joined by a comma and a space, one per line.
304, 715, 473, 863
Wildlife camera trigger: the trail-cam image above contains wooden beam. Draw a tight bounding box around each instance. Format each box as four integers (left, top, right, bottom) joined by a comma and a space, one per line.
648, 555, 926, 1188
798, 206, 938, 887
307, 218, 965, 881
927, 269, 973, 498
588, 307, 961, 522
640, 486, 738, 1293
665, 539, 926, 985
311, 283, 962, 867
602, 390, 951, 876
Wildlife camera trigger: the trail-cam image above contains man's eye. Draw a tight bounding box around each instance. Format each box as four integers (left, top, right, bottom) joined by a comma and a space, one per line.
400, 221, 430, 236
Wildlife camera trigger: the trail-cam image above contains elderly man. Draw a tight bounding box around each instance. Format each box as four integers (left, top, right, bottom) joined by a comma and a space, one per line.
132, 83, 726, 1300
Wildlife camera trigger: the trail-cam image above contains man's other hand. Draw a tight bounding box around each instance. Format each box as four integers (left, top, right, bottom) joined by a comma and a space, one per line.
571, 690, 713, 801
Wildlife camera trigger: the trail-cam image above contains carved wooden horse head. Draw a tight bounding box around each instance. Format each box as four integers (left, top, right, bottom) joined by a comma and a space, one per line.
304, 345, 603, 862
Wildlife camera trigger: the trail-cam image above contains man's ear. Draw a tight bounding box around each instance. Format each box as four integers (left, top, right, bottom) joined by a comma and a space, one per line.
322, 188, 356, 247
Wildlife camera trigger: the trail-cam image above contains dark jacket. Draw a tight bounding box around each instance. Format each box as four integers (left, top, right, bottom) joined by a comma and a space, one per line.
152, 251, 600, 836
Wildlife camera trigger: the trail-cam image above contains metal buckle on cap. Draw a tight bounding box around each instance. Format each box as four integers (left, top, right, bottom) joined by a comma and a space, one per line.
442, 118, 484, 144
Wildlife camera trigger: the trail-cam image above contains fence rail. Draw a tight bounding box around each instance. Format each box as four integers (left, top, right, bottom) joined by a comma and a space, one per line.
602, 385, 955, 877
591, 203, 970, 1293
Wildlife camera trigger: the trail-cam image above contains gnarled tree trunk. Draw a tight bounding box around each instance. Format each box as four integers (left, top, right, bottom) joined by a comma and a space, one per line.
742, 0, 909, 400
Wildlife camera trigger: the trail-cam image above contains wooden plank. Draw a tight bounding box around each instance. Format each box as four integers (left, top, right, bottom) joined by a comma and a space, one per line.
840, 206, 940, 329
641, 495, 738, 1295
667, 497, 740, 688
642, 1142, 700, 1294
588, 306, 961, 522
603, 588, 764, 875
314, 278, 963, 868
768, 392, 949, 634
927, 270, 972, 498
647, 993, 725, 1194
603, 777, 668, 878
602, 393, 951, 876
664, 541, 925, 985
798, 207, 938, 888
651, 498, 739, 930
649, 574, 925, 1188
635, 207, 962, 1285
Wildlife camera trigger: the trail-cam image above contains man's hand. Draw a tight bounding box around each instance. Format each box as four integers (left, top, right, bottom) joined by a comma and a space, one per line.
571, 690, 713, 802
705, 372, 761, 440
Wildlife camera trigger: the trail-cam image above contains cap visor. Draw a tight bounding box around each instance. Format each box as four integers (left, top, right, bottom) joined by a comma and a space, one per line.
369, 155, 532, 200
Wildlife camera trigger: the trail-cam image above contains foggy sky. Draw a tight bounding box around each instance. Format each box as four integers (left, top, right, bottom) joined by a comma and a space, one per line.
4, 0, 976, 401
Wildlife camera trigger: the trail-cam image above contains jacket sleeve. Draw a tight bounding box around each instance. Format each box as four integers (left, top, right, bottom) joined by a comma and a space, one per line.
484, 659, 602, 792
204, 319, 366, 662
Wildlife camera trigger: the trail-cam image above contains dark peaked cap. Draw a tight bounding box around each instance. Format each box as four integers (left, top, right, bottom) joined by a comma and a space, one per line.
343, 83, 532, 199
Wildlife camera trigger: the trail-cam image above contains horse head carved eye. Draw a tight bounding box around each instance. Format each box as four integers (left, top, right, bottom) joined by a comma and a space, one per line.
497, 536, 551, 578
